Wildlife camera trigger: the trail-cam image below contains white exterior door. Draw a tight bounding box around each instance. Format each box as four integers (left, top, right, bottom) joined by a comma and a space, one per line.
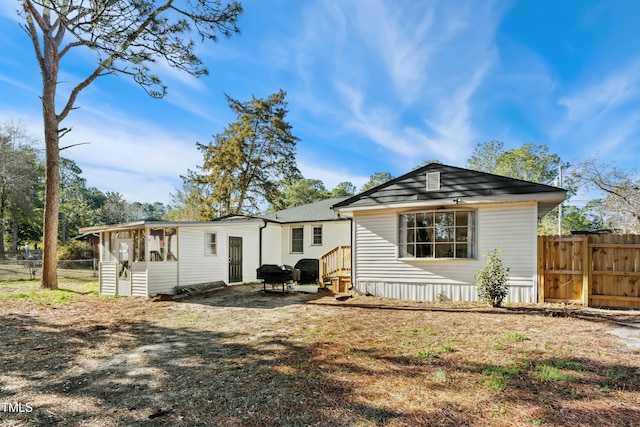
116, 239, 133, 296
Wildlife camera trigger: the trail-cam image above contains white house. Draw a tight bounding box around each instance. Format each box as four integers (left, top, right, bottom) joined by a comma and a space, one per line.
257, 197, 351, 267
80, 197, 351, 297
79, 219, 264, 297
332, 163, 566, 303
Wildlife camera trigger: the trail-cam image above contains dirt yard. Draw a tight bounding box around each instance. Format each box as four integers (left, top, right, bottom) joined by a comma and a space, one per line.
1, 282, 639, 426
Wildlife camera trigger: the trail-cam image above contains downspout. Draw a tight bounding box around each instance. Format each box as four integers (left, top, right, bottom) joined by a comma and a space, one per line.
259, 219, 268, 266
349, 216, 354, 291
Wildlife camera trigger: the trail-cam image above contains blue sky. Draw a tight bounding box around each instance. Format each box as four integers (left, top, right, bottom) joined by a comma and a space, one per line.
1, 0, 640, 206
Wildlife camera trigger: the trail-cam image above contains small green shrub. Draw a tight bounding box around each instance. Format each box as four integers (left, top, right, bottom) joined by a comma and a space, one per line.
476, 248, 510, 307
57, 240, 89, 260
440, 342, 455, 353
505, 332, 528, 341
434, 370, 447, 382
554, 359, 585, 371
481, 365, 522, 392
417, 348, 439, 359
532, 363, 579, 382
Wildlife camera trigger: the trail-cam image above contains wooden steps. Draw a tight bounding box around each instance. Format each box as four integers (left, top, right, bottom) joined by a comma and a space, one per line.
320, 245, 352, 294
325, 275, 351, 293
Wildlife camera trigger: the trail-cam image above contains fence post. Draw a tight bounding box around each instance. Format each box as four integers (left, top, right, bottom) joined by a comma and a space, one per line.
581, 235, 590, 306
537, 236, 545, 303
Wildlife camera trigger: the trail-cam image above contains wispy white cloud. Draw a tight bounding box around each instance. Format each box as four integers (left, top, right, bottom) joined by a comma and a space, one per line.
297, 161, 369, 191
557, 60, 640, 129
63, 115, 201, 203
348, 0, 436, 105
0, 3, 22, 22
289, 0, 503, 167
551, 60, 640, 161
0, 105, 199, 204
0, 73, 39, 96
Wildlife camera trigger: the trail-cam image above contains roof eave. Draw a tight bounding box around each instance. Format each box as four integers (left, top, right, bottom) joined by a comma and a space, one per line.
333, 191, 567, 214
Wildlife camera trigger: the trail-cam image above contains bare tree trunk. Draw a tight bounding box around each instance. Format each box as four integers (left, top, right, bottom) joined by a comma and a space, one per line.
11, 216, 19, 255
41, 116, 60, 289
41, 69, 60, 289
0, 189, 6, 260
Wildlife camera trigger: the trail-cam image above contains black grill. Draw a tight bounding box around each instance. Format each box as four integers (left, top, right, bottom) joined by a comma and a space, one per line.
257, 264, 301, 291
294, 258, 319, 284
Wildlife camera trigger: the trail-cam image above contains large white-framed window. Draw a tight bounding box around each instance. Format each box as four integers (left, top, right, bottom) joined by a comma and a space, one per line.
399, 210, 476, 259
312, 226, 323, 246
291, 227, 304, 253
205, 232, 217, 256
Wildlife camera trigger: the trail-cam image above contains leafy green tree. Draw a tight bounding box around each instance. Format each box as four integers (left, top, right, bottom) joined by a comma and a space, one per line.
190, 90, 301, 218
467, 140, 504, 174
280, 178, 330, 208
100, 192, 131, 225
469, 142, 572, 235
17, 0, 243, 289
167, 181, 204, 222
59, 158, 95, 244
495, 144, 566, 184
330, 181, 357, 198
0, 121, 42, 258
361, 172, 394, 192
413, 160, 440, 170
468, 141, 567, 185
57, 240, 88, 261
129, 202, 168, 220
538, 203, 606, 235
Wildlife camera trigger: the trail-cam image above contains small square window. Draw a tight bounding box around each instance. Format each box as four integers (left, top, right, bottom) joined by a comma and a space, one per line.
312, 226, 322, 245
205, 233, 217, 255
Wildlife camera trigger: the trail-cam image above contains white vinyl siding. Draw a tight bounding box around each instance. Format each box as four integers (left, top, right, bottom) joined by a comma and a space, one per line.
352, 203, 538, 303
178, 225, 260, 287
148, 262, 178, 295
99, 261, 117, 295
275, 221, 351, 267
261, 224, 282, 265
95, 221, 263, 297
131, 263, 148, 296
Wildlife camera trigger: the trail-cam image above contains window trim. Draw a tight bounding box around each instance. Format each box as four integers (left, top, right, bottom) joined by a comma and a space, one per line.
398, 209, 476, 260
312, 225, 323, 246
205, 232, 217, 256
290, 226, 304, 254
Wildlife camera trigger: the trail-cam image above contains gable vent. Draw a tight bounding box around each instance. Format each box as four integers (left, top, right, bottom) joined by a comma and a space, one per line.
426, 172, 440, 191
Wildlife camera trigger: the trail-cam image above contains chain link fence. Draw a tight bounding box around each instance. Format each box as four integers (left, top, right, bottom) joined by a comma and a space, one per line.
0, 259, 97, 281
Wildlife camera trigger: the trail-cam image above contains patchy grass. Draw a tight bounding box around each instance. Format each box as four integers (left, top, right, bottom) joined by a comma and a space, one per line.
0, 279, 98, 306
532, 363, 581, 382
0, 281, 639, 426
482, 365, 523, 392
505, 331, 529, 341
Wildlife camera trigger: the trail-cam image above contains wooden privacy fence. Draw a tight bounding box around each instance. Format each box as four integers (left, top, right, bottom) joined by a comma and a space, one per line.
538, 234, 640, 309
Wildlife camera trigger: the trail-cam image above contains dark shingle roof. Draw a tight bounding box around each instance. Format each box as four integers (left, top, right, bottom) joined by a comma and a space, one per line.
333, 163, 566, 215
259, 197, 349, 223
